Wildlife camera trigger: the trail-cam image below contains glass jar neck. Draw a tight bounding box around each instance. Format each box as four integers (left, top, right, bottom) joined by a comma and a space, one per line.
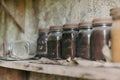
93, 23, 112, 28
48, 30, 62, 37
49, 30, 62, 33
79, 26, 92, 30
63, 28, 78, 32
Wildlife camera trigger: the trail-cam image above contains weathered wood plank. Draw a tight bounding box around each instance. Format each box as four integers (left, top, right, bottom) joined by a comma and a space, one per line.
25, 0, 37, 34
4, 0, 20, 41
0, 67, 27, 80
1, 0, 24, 33
29, 72, 81, 80
15, 0, 26, 33
0, 60, 119, 80
0, 0, 5, 55
0, 67, 85, 80
32, 0, 39, 33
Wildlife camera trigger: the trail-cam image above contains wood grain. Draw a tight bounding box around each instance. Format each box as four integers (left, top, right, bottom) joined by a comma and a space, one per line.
0, 60, 119, 80
1, 0, 24, 33
0, 67, 27, 80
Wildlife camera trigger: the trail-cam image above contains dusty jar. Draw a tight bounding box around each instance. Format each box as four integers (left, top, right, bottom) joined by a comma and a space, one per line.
90, 18, 112, 61
61, 24, 78, 59
3, 40, 37, 60
110, 8, 120, 62
76, 22, 92, 60
47, 26, 62, 59
37, 28, 49, 57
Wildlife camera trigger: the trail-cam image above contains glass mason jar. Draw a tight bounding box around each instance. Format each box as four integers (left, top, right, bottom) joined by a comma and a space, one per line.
61, 24, 78, 59
76, 22, 92, 60
37, 28, 49, 57
110, 8, 120, 62
47, 26, 62, 59
90, 18, 112, 61
3, 40, 37, 60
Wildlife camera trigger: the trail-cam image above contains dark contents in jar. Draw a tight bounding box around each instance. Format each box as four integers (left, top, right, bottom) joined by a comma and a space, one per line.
90, 27, 111, 60
47, 26, 62, 60
47, 37, 61, 59
61, 32, 76, 59
76, 29, 91, 59
37, 32, 48, 57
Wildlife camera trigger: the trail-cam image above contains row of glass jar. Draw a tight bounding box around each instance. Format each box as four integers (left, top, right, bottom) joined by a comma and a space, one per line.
37, 18, 112, 61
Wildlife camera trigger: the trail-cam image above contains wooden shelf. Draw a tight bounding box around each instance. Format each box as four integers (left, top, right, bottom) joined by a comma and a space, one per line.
0, 60, 119, 80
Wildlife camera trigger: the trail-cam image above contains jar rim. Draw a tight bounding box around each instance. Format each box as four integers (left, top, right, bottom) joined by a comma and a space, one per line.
93, 23, 112, 27
63, 24, 78, 29
92, 18, 112, 25
110, 7, 120, 18
49, 26, 63, 31
79, 21, 92, 28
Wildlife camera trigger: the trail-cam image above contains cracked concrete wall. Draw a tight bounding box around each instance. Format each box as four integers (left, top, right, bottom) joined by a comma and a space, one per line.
0, 0, 120, 53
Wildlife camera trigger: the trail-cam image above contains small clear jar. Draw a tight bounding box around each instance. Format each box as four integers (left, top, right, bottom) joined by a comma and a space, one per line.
37, 28, 49, 57
61, 24, 78, 59
110, 8, 120, 62
90, 18, 112, 61
76, 22, 92, 60
47, 26, 62, 59
3, 40, 37, 60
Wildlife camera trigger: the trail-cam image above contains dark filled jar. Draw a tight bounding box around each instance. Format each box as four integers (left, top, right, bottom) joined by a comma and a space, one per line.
37, 28, 49, 57
90, 18, 112, 61
47, 26, 62, 59
61, 24, 78, 59
76, 22, 92, 60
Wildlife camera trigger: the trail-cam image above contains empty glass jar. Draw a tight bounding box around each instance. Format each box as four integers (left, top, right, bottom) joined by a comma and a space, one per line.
3, 40, 37, 60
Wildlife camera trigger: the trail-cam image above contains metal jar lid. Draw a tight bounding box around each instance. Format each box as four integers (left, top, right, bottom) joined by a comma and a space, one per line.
63, 24, 79, 29
92, 18, 112, 26
79, 21, 92, 28
110, 8, 120, 19
49, 26, 63, 31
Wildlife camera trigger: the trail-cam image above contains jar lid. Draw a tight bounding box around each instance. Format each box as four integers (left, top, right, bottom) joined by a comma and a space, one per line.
110, 8, 120, 18
50, 26, 63, 31
39, 28, 49, 32
63, 24, 78, 29
92, 18, 112, 25
79, 21, 92, 28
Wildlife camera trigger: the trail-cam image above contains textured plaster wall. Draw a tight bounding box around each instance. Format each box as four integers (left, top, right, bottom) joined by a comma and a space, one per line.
37, 0, 120, 28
